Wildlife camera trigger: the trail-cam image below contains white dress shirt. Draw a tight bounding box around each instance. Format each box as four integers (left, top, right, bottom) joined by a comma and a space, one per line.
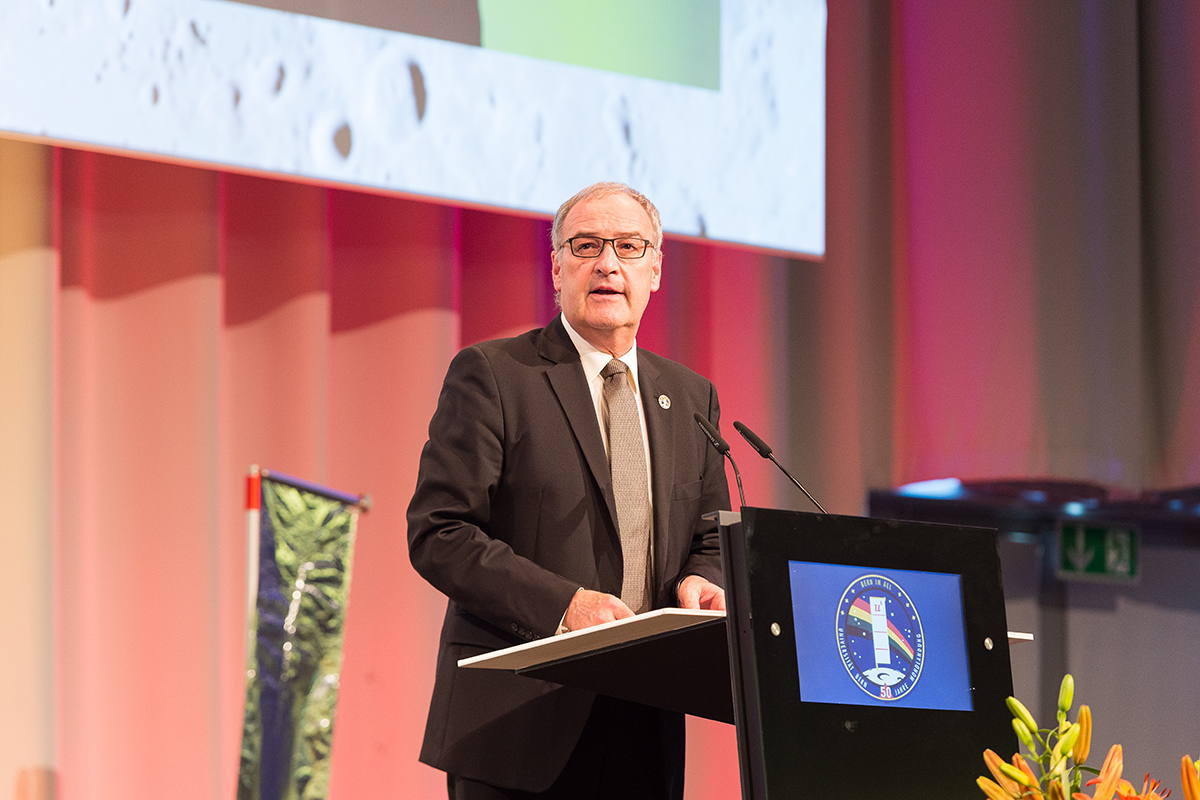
557, 314, 657, 629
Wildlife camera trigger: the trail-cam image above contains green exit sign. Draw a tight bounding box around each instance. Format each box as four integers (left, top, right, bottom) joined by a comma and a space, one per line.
1057, 522, 1139, 581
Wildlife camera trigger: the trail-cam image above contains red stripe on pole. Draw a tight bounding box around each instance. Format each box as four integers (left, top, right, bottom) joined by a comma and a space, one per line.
246, 470, 260, 511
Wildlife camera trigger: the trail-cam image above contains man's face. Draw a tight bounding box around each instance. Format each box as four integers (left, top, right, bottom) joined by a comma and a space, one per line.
551, 193, 662, 352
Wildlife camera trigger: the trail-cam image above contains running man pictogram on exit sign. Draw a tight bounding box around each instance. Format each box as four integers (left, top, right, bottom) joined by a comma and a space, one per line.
1057, 522, 1139, 582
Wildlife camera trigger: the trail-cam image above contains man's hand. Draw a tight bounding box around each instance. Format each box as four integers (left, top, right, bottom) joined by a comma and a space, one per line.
562, 589, 634, 632
677, 575, 726, 611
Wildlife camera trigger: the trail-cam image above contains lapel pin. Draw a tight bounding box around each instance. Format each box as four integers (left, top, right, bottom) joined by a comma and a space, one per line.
658, 395, 671, 409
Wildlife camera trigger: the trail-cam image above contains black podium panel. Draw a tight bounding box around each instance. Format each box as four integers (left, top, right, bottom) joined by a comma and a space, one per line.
722, 508, 1017, 799
518, 617, 733, 723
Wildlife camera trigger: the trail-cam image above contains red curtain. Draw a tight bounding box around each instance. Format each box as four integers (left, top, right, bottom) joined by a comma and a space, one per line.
50, 150, 768, 798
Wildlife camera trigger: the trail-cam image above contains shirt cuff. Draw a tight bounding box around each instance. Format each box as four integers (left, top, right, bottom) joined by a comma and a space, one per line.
554, 587, 585, 634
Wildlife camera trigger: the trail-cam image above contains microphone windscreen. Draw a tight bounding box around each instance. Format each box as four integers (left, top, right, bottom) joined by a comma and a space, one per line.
693, 412, 730, 455
733, 421, 772, 458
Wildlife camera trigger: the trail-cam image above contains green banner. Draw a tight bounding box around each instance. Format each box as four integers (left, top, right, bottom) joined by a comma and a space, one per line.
239, 478, 359, 800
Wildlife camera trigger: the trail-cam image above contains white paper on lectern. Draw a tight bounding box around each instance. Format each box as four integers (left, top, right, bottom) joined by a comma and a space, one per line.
457, 608, 725, 671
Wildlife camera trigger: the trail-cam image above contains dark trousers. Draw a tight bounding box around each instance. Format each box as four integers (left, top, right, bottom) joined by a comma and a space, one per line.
447, 695, 686, 800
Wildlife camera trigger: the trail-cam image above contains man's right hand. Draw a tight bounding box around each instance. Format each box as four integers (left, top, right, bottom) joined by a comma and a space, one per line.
562, 589, 635, 632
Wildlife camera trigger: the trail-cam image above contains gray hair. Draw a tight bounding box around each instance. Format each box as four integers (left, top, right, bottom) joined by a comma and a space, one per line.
550, 182, 663, 251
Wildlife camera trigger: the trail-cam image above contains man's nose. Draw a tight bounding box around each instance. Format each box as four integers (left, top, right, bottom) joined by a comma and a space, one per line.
594, 241, 621, 271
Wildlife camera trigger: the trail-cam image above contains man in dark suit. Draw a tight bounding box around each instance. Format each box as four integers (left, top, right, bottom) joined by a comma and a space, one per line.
407, 182, 731, 799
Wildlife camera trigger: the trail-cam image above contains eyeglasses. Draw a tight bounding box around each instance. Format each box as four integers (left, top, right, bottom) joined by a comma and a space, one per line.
562, 236, 653, 259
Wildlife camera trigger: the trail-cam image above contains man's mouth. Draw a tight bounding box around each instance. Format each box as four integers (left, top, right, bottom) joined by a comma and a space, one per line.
590, 287, 622, 296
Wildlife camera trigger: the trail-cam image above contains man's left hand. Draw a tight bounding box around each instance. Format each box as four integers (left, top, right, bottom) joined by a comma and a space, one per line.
677, 575, 726, 611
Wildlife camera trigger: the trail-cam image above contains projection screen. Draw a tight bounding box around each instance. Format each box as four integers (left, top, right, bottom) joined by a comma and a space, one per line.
0, 0, 825, 255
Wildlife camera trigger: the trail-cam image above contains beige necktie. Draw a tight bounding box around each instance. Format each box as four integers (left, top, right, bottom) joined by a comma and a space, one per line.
601, 358, 651, 614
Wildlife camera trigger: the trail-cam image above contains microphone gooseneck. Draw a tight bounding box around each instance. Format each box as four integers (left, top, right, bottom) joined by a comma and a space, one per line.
694, 412, 745, 508
732, 421, 827, 514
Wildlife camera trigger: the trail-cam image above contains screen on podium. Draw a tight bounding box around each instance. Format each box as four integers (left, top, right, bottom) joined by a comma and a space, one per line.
787, 561, 973, 711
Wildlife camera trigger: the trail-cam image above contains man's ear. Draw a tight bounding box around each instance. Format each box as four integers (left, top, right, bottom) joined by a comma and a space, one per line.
551, 248, 562, 290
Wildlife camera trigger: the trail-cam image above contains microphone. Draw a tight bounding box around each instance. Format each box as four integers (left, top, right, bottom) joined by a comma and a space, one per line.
732, 421, 827, 514
694, 412, 745, 508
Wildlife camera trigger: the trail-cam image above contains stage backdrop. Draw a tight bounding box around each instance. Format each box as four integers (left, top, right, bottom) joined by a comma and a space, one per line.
2, 1, 1199, 799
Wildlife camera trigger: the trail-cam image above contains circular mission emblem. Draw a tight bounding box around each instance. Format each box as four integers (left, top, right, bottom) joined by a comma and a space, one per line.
835, 574, 925, 701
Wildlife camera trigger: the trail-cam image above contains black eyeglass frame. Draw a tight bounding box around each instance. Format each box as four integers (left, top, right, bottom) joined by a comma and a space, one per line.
561, 236, 655, 259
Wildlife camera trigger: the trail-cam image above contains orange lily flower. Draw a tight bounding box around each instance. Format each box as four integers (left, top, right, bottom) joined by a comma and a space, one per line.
980, 776, 1016, 800
985, 749, 1023, 796
1083, 745, 1124, 800
1181, 756, 1200, 800
1013, 754, 1044, 798
1113, 773, 1170, 800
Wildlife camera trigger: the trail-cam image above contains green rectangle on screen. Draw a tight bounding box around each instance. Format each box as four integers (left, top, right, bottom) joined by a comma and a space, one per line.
478, 0, 721, 90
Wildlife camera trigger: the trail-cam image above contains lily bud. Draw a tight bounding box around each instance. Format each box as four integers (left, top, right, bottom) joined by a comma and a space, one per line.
1013, 718, 1035, 749
1182, 755, 1200, 800
1056, 722, 1081, 758
1007, 696, 1039, 734
1058, 674, 1074, 714
1013, 755, 1043, 797
1073, 705, 1092, 763
999, 761, 1036, 787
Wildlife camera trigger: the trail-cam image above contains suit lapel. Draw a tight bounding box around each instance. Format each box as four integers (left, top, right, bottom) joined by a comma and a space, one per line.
638, 352, 676, 586
540, 318, 619, 532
